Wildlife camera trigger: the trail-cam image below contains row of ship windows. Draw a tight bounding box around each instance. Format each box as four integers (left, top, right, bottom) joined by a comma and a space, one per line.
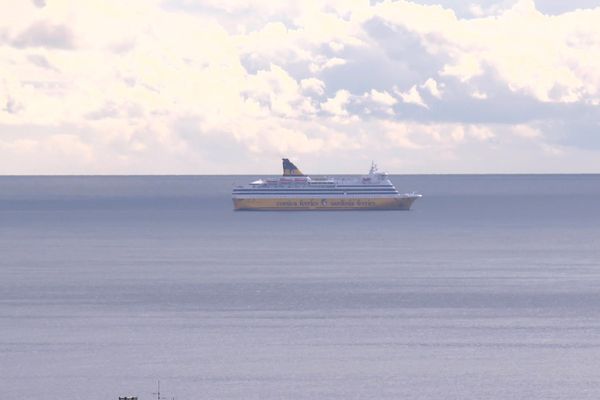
236, 188, 397, 191
310, 184, 392, 187
235, 189, 398, 192
254, 185, 394, 188
241, 187, 395, 191
233, 187, 396, 192
233, 192, 400, 195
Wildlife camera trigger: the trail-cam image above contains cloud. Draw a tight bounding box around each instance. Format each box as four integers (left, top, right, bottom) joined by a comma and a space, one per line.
3, 97, 24, 114
471, 90, 487, 100
375, 0, 600, 104
395, 85, 428, 108
421, 78, 443, 98
244, 64, 317, 118
407, 0, 520, 18
84, 102, 143, 120
321, 90, 351, 116
358, 89, 398, 116
512, 124, 542, 139
534, 0, 600, 15
309, 56, 346, 73
300, 78, 325, 96
1, 0, 600, 173
27, 54, 59, 71
368, 89, 397, 107
10, 21, 76, 49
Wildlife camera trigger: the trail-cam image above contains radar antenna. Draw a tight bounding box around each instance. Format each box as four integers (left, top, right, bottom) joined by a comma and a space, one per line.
153, 380, 163, 400
369, 161, 378, 175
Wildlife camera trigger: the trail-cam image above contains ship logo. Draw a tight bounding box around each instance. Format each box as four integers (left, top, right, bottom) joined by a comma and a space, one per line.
282, 158, 304, 176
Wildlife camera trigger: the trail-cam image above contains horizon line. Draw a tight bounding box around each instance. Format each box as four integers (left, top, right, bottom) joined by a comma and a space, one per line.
1, 172, 600, 177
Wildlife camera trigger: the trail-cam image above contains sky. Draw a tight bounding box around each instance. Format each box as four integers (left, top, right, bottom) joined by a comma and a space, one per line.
1, 0, 600, 174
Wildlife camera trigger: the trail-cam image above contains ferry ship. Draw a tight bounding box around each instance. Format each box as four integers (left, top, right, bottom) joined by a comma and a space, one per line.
232, 159, 421, 211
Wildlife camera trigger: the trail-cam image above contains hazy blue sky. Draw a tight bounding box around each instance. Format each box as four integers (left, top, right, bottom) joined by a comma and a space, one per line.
1, 0, 599, 174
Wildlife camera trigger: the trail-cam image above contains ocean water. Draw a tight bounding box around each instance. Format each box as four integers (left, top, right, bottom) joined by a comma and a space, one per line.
1, 175, 600, 399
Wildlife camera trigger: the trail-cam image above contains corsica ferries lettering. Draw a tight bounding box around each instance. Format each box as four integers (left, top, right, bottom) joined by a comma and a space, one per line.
275, 200, 377, 208
231, 158, 422, 211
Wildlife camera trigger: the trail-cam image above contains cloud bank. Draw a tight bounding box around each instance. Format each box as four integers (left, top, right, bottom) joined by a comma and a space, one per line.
0, 0, 599, 174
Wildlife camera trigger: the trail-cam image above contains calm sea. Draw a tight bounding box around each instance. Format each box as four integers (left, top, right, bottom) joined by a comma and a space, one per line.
1, 175, 600, 399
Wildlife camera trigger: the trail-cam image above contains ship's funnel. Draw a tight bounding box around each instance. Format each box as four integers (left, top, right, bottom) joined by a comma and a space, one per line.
282, 158, 304, 176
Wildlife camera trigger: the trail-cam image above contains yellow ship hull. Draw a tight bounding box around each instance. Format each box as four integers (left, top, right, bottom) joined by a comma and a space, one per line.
233, 196, 419, 211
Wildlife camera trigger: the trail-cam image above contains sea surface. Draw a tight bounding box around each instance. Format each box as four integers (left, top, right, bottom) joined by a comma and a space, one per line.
1, 175, 600, 399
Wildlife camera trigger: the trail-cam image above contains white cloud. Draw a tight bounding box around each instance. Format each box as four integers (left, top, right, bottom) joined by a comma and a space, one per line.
309, 56, 347, 73
360, 89, 397, 115
472, 90, 487, 100
373, 0, 600, 103
0, 0, 599, 173
420, 78, 443, 99
381, 121, 422, 149
245, 64, 315, 118
395, 85, 428, 108
468, 125, 495, 141
321, 90, 351, 116
368, 89, 397, 106
329, 41, 345, 52
300, 78, 325, 96
512, 124, 542, 139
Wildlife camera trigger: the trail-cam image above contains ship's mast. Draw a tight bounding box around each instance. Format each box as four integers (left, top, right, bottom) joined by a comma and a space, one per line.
153, 380, 161, 400
153, 380, 174, 400
369, 161, 378, 175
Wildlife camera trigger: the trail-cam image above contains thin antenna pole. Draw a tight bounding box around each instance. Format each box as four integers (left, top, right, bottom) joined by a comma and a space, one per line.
152, 380, 161, 400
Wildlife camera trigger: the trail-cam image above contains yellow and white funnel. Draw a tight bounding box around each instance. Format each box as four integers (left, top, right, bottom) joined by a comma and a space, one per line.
282, 158, 304, 176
